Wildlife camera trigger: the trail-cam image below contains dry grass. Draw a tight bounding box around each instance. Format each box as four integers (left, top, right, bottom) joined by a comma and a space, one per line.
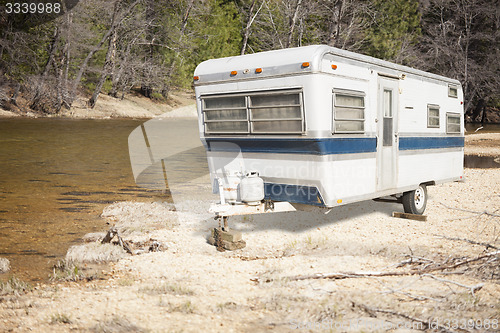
50, 312, 72, 325
50, 259, 101, 282
65, 243, 127, 264
90, 315, 147, 333
139, 282, 194, 296
158, 299, 196, 314
101, 201, 178, 236
0, 277, 32, 296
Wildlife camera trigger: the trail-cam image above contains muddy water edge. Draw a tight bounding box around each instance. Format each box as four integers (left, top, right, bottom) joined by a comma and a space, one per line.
0, 118, 172, 282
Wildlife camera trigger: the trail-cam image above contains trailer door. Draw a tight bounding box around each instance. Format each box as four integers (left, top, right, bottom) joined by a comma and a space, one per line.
377, 76, 399, 190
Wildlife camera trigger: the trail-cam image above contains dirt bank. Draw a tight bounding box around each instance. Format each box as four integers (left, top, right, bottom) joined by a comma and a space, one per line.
0, 90, 196, 119
1, 165, 499, 332
61, 91, 196, 119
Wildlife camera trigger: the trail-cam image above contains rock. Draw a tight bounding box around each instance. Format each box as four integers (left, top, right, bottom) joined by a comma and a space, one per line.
0, 257, 10, 273
82, 232, 107, 243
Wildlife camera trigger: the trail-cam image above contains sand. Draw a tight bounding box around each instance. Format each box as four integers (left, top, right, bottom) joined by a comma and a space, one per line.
1, 165, 499, 331
465, 132, 500, 157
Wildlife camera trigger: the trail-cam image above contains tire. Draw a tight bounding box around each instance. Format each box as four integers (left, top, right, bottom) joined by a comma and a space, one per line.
402, 184, 427, 215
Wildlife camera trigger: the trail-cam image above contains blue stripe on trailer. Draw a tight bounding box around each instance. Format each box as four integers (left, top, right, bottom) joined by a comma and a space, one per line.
399, 136, 464, 151
206, 136, 464, 155
264, 183, 325, 206
206, 137, 377, 155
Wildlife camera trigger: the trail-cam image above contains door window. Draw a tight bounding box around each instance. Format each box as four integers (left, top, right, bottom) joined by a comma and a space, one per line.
383, 89, 393, 146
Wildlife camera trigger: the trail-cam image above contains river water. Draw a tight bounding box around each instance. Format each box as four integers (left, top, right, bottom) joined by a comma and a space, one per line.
0, 118, 205, 282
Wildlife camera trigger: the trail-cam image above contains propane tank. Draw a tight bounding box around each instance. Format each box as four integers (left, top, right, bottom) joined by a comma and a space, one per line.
223, 173, 241, 203
240, 171, 264, 205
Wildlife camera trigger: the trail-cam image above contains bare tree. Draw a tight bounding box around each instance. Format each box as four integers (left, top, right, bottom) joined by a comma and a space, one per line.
419, 0, 500, 120
240, 0, 264, 55
286, 0, 303, 47
69, 0, 142, 107
88, 1, 121, 108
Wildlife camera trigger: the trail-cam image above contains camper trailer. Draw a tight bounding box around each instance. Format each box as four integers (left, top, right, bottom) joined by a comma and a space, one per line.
193, 45, 464, 222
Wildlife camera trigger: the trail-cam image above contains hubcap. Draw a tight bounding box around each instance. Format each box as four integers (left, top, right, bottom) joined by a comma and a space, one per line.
414, 187, 425, 210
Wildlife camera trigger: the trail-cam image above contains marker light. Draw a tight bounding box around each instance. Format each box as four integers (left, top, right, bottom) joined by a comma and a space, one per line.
193, 76, 199, 81
255, 68, 263, 73
230, 71, 237, 76
337, 199, 342, 204
331, 64, 338, 70
301, 62, 310, 68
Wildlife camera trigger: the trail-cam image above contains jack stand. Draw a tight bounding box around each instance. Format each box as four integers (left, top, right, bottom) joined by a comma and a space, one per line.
208, 216, 246, 251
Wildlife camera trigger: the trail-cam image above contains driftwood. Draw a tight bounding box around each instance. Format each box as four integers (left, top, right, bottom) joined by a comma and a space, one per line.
101, 227, 133, 255
353, 302, 456, 333
422, 274, 484, 296
434, 234, 499, 250
251, 250, 500, 283
439, 202, 500, 218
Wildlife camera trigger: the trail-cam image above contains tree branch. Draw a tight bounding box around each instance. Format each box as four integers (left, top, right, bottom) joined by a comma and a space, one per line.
434, 234, 499, 250
252, 251, 500, 283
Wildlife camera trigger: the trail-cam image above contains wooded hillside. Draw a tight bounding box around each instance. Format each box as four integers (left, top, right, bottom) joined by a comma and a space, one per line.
0, 0, 499, 122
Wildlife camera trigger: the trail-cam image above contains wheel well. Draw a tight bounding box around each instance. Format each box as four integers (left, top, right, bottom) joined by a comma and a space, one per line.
421, 181, 435, 187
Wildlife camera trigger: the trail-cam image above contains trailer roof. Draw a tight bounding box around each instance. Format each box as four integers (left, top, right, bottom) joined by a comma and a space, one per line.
194, 45, 461, 85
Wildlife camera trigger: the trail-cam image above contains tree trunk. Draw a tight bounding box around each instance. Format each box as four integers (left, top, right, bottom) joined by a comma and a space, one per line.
10, 83, 20, 106
108, 29, 117, 96
42, 26, 60, 77
240, 0, 257, 55
140, 0, 155, 98
286, 0, 303, 48
88, 9, 119, 109
471, 98, 485, 122
61, 12, 72, 109
329, 0, 343, 47
480, 101, 488, 124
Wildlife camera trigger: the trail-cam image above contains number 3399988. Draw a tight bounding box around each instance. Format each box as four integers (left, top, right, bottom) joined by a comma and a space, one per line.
5, 2, 61, 14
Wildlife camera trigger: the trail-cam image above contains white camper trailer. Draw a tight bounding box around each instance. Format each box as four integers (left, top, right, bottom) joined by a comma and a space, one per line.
193, 45, 464, 222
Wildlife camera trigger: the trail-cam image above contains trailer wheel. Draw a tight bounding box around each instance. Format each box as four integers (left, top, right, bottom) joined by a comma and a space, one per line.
402, 184, 427, 215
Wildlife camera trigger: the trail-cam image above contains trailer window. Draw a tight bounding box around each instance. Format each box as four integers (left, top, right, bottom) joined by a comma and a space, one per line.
250, 92, 303, 133
203, 96, 249, 133
202, 89, 304, 134
446, 113, 461, 133
333, 90, 365, 133
427, 104, 440, 128
448, 85, 458, 98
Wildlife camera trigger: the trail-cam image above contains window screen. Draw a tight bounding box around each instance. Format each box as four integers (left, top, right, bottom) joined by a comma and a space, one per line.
202, 95, 248, 134
202, 89, 304, 134
427, 104, 440, 128
446, 113, 461, 133
333, 90, 365, 133
448, 85, 458, 98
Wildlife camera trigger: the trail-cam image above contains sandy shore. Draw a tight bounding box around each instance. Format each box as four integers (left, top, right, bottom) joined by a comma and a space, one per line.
1, 163, 499, 331
465, 132, 500, 157
0, 90, 197, 119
